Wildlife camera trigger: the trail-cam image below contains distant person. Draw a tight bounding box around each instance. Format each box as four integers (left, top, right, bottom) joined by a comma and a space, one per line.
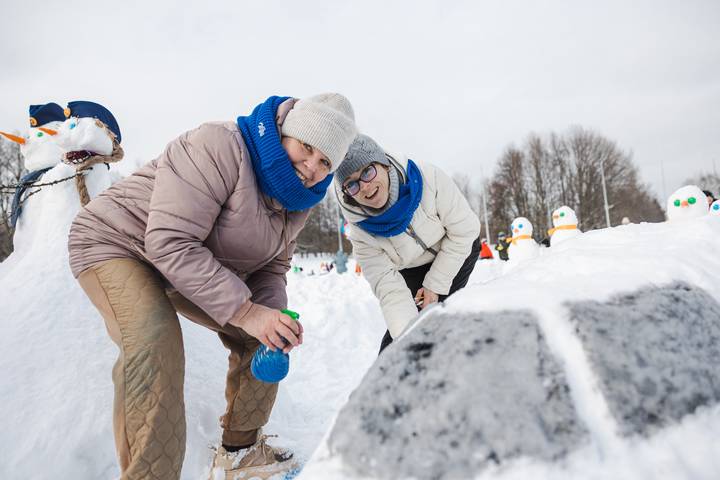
334, 134, 480, 353
479, 238, 494, 260
703, 189, 716, 206
495, 231, 510, 261
68, 93, 357, 479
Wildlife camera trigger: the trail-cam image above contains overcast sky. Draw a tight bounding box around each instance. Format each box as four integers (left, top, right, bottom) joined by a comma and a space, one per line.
2, 0, 718, 201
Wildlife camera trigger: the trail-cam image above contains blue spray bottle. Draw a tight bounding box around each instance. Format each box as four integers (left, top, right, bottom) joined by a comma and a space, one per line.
250, 309, 300, 383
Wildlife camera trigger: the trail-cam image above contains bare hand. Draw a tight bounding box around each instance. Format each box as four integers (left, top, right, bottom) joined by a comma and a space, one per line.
231, 303, 303, 353
415, 287, 439, 310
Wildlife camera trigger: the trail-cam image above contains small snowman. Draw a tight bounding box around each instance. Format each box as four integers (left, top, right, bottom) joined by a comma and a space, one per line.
548, 206, 581, 245
508, 217, 539, 261
0, 103, 66, 172
666, 185, 708, 222
708, 199, 720, 217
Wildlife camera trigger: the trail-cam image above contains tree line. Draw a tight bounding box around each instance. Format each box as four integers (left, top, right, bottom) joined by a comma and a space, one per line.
483, 126, 665, 241
1, 126, 709, 262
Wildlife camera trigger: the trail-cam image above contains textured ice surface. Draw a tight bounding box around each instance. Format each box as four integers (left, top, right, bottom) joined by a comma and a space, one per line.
328, 309, 588, 480
569, 282, 720, 437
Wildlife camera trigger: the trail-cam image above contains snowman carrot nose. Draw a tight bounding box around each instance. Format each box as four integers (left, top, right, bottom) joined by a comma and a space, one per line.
681, 200, 689, 207
0, 131, 26, 145
38, 127, 57, 136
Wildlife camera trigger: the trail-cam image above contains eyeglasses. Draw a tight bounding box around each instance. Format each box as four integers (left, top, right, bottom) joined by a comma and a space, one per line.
342, 164, 378, 196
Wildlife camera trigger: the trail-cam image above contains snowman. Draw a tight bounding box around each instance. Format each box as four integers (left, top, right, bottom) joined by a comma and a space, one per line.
1, 103, 67, 248
709, 200, 720, 217
0, 103, 66, 172
507, 217, 539, 261
666, 185, 708, 222
55, 100, 123, 205
548, 205, 581, 245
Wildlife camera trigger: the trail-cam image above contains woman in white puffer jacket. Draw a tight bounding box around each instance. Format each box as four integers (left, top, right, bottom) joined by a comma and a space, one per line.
335, 134, 480, 352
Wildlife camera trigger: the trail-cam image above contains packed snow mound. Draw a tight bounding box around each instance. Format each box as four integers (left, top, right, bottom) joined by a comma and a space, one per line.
301, 217, 720, 480
329, 309, 589, 480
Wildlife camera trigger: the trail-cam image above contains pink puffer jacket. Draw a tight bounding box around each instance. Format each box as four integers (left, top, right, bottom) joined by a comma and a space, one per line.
68, 99, 310, 327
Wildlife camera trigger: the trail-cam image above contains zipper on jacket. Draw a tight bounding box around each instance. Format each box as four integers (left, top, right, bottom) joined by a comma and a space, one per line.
406, 224, 438, 256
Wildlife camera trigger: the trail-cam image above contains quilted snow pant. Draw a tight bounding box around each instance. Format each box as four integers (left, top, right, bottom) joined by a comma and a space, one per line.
77, 258, 278, 480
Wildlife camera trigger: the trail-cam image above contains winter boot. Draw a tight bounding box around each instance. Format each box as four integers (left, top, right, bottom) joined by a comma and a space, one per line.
208, 433, 299, 480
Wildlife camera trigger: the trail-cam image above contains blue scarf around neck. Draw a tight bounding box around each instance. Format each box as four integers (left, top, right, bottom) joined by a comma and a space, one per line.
357, 159, 423, 237
236, 96, 332, 211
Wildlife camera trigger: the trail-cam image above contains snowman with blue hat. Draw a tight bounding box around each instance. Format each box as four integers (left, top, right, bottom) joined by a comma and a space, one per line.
0, 103, 68, 246
56, 100, 124, 206
0, 102, 67, 172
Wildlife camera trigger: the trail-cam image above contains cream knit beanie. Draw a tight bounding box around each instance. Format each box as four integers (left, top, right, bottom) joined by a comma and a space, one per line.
281, 93, 357, 171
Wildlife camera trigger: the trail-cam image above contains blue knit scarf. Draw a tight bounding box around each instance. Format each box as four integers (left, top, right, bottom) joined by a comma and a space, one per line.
236, 96, 332, 212
358, 160, 423, 237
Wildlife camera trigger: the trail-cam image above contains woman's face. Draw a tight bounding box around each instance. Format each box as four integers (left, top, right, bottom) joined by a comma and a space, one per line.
281, 137, 332, 188
343, 163, 390, 209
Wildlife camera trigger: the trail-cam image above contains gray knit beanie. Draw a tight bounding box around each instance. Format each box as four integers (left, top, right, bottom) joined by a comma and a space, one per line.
335, 133, 391, 187
281, 93, 357, 171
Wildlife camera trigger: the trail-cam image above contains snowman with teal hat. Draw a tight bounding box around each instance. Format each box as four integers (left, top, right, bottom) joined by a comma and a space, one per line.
507, 216, 539, 262
666, 185, 708, 221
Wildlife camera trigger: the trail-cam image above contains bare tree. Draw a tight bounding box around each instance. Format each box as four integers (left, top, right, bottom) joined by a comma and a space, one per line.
0, 141, 25, 260
488, 127, 664, 241
452, 172, 481, 217
683, 171, 720, 198
295, 193, 352, 254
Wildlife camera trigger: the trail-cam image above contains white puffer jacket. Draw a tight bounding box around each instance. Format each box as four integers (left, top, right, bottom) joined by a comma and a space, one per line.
337, 154, 480, 338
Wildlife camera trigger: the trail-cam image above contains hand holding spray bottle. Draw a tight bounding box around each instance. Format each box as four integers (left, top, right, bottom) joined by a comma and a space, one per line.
250, 309, 300, 383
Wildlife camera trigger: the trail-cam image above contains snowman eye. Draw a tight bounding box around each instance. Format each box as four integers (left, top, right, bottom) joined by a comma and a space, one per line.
519, 224, 523, 228
688, 197, 696, 204
560, 212, 565, 217
36, 131, 43, 137
714, 204, 720, 210
673, 199, 681, 207
69, 122, 77, 129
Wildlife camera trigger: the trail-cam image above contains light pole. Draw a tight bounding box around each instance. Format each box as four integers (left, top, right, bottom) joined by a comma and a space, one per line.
481, 181, 491, 242
600, 157, 611, 228
478, 170, 491, 242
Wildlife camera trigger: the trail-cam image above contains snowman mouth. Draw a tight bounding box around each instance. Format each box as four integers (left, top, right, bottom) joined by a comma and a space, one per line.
64, 150, 95, 164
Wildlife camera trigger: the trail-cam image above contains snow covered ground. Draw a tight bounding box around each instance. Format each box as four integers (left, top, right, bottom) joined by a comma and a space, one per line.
1, 213, 719, 479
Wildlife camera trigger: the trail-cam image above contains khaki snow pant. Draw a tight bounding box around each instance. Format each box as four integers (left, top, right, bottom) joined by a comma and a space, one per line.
77, 258, 278, 480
